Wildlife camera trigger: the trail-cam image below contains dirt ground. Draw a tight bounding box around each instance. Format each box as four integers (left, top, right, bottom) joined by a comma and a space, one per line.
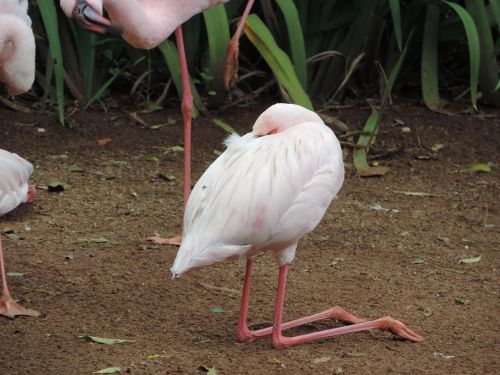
0, 98, 498, 374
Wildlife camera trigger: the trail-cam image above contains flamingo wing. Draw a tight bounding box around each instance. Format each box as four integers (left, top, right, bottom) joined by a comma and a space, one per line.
0, 150, 33, 216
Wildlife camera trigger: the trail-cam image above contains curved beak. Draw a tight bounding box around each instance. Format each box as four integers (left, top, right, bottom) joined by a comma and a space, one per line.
72, 0, 122, 37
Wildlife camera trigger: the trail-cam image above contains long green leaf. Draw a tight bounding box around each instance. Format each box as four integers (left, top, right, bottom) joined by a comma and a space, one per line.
421, 4, 447, 112
465, 0, 500, 105
354, 34, 410, 174
36, 1, 65, 124
157, 41, 204, 117
203, 4, 230, 99
443, 1, 480, 110
244, 14, 313, 110
275, 0, 308, 88
389, 0, 403, 52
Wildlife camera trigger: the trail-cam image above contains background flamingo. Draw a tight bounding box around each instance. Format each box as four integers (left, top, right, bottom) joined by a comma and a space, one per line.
171, 103, 423, 348
60, 0, 255, 245
0, 150, 37, 318
0, 0, 35, 96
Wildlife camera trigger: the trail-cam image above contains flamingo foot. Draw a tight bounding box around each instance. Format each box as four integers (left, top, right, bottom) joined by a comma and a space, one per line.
0, 295, 37, 319
237, 305, 367, 342
147, 235, 182, 246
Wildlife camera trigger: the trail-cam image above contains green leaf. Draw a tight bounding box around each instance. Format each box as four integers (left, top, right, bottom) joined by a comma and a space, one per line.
458, 255, 481, 264
7, 272, 25, 277
157, 40, 204, 117
142, 155, 160, 162
207, 368, 218, 375
78, 336, 134, 345
462, 163, 492, 173
212, 119, 239, 135
244, 14, 313, 110
93, 367, 122, 374
454, 298, 470, 305
414, 259, 425, 265
443, 1, 480, 110
393, 191, 435, 197
275, 0, 307, 88
211, 307, 224, 314
389, 0, 403, 52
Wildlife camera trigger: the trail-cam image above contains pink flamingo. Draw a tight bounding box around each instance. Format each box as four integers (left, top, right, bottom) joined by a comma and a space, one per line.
171, 104, 423, 348
0, 0, 35, 96
60, 0, 255, 245
0, 150, 37, 318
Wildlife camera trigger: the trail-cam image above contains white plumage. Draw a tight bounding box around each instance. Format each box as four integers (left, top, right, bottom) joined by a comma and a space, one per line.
171, 103, 344, 276
0, 0, 35, 95
0, 149, 33, 216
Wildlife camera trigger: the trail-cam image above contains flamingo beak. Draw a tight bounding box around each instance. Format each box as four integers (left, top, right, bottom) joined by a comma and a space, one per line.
72, 0, 122, 37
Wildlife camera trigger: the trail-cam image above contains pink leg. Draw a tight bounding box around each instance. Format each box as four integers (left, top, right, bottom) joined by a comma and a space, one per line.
148, 26, 192, 247
0, 236, 36, 318
236, 259, 367, 342
271, 265, 423, 349
223, 0, 256, 88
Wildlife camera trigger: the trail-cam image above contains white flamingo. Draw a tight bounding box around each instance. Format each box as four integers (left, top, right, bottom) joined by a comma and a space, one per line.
171, 104, 423, 348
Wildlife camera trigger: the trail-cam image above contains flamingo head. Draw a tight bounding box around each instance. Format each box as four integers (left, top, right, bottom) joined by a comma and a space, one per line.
27, 185, 37, 204
60, 0, 122, 36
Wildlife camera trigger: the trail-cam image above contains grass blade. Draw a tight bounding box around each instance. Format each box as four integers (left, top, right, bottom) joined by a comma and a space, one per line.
244, 14, 313, 110
36, 0, 65, 124
421, 4, 448, 112
389, 0, 403, 52
443, 1, 480, 110
157, 40, 204, 117
275, 0, 308, 88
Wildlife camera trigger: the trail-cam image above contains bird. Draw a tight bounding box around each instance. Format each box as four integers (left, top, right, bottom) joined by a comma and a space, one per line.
171, 103, 423, 348
0, 150, 37, 318
60, 0, 255, 245
0, 0, 36, 96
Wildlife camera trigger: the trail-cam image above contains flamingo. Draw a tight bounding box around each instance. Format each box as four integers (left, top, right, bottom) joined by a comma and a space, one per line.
171, 104, 423, 348
60, 0, 255, 245
0, 150, 37, 318
0, 0, 35, 96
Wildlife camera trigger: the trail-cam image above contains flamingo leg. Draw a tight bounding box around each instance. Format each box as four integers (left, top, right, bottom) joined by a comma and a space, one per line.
0, 236, 36, 318
223, 0, 256, 88
271, 265, 423, 349
148, 26, 192, 247
237, 259, 368, 342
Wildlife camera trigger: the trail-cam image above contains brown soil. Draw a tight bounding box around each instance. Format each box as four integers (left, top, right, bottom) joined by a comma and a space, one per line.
0, 100, 498, 375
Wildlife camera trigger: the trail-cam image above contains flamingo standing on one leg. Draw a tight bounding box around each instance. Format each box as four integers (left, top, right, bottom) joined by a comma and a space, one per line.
60, 0, 255, 245
0, 150, 37, 318
171, 104, 423, 348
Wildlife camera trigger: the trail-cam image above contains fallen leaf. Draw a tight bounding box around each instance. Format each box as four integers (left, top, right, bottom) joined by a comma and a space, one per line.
458, 255, 481, 264
69, 165, 84, 172
166, 146, 184, 153
357, 166, 391, 177
76, 238, 109, 245
157, 173, 176, 182
131, 192, 139, 198
433, 352, 455, 360
149, 124, 163, 130
454, 298, 470, 305
148, 103, 163, 112
212, 118, 239, 135
418, 306, 433, 317
97, 138, 112, 145
7, 272, 25, 277
438, 237, 451, 247
142, 155, 159, 162
413, 259, 425, 265
146, 354, 161, 359
211, 307, 224, 314
431, 144, 445, 152
462, 163, 492, 173
48, 180, 73, 192
3, 232, 23, 240
401, 126, 411, 133
312, 356, 332, 364
207, 368, 217, 375
393, 190, 434, 197
27, 308, 41, 317
110, 160, 127, 166
78, 336, 134, 345
93, 367, 122, 374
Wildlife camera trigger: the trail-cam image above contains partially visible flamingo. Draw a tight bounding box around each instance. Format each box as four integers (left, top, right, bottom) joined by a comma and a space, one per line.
60, 0, 255, 245
171, 104, 423, 348
0, 150, 37, 318
0, 0, 35, 96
